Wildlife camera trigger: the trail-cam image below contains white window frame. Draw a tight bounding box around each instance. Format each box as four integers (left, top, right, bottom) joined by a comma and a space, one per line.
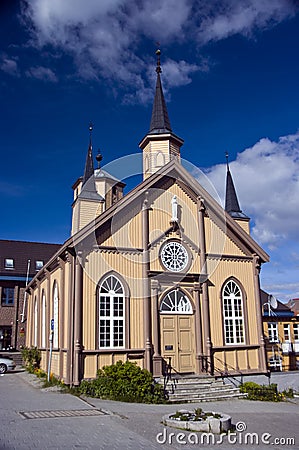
34, 297, 38, 347
160, 289, 193, 314
53, 283, 59, 349
36, 260, 44, 271
5, 258, 14, 269
222, 280, 245, 345
283, 324, 291, 342
41, 292, 46, 349
293, 323, 299, 341
98, 275, 125, 349
268, 322, 279, 343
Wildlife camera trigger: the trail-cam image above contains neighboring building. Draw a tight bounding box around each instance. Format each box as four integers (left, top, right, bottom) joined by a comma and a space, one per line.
261, 290, 299, 371
0, 240, 61, 351
26, 54, 270, 385
287, 298, 299, 316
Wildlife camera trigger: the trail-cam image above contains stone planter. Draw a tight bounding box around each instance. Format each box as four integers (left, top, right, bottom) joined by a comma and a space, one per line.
162, 409, 231, 434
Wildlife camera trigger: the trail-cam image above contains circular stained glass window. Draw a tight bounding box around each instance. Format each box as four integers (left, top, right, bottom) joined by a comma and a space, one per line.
160, 241, 189, 272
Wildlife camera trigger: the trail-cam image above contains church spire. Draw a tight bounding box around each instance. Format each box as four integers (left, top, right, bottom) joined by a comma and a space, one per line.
149, 49, 172, 134
139, 49, 184, 179
79, 123, 100, 200
225, 152, 249, 220
82, 123, 95, 186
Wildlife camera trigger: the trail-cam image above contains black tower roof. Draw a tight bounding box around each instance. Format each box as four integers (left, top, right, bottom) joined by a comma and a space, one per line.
225, 154, 249, 219
149, 49, 172, 134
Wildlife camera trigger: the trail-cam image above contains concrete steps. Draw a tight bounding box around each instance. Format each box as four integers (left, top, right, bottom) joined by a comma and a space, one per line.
1, 352, 23, 366
162, 375, 246, 403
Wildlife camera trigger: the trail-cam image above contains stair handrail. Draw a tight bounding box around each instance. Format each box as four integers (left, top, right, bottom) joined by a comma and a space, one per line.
209, 355, 244, 387
163, 357, 172, 397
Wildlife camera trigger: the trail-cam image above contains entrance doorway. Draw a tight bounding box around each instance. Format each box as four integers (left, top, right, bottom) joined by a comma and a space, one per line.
0, 326, 12, 351
160, 289, 195, 373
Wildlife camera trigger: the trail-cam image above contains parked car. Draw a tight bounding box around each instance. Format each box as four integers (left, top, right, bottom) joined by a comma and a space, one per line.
0, 355, 16, 374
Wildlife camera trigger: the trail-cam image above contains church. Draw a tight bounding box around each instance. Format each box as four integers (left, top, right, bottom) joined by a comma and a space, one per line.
26, 52, 269, 385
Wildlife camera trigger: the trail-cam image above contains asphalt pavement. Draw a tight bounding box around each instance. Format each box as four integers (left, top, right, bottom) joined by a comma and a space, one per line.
0, 369, 298, 450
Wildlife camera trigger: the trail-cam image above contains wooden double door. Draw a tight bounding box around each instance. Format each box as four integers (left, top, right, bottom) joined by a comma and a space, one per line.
160, 314, 195, 373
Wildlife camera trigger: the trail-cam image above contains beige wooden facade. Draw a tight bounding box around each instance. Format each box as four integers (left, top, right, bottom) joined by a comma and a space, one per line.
26, 63, 269, 385
26, 159, 269, 384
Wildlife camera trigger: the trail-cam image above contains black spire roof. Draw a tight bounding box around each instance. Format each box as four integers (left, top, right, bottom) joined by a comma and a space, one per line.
149, 49, 172, 134
225, 154, 249, 219
82, 124, 95, 186
79, 124, 103, 201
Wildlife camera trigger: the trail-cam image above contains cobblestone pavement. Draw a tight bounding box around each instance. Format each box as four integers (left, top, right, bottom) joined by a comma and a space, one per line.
0, 370, 298, 450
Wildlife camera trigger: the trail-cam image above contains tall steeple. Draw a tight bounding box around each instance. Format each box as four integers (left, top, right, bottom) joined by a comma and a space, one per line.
149, 49, 172, 134
79, 124, 100, 200
225, 153, 250, 230
139, 49, 184, 179
82, 123, 95, 186
71, 124, 104, 235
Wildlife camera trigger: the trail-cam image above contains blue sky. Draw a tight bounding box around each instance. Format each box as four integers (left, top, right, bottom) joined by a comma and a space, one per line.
1, 0, 299, 302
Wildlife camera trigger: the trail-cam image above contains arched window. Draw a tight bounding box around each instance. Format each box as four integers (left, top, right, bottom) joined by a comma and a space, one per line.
53, 282, 59, 349
222, 279, 245, 345
41, 291, 46, 348
34, 297, 38, 347
98, 274, 125, 348
160, 289, 193, 314
155, 152, 165, 167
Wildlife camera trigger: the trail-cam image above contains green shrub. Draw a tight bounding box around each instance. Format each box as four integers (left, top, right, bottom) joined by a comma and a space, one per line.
21, 346, 41, 372
79, 360, 165, 404
240, 382, 284, 402
282, 388, 294, 398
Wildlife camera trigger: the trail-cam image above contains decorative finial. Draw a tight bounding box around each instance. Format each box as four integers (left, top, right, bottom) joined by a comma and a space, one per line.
156, 48, 162, 74
96, 149, 103, 169
89, 122, 93, 146
225, 151, 229, 170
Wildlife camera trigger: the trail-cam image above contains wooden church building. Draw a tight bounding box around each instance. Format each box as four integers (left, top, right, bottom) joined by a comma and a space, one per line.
26, 52, 269, 385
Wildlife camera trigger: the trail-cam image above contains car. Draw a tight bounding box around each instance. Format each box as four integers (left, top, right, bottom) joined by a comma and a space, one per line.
0, 355, 16, 374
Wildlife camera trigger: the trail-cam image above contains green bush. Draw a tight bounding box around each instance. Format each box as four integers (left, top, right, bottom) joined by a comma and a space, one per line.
240, 382, 284, 402
79, 360, 165, 404
282, 388, 294, 398
21, 346, 41, 372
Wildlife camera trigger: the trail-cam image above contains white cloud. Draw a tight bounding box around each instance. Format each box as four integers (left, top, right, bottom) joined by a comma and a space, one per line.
19, 0, 298, 102
204, 131, 299, 302
26, 66, 58, 82
194, 0, 297, 44
205, 131, 299, 248
0, 55, 20, 76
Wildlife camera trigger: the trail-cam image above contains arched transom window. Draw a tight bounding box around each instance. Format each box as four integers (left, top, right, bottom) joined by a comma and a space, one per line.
98, 275, 125, 348
222, 280, 245, 345
160, 289, 192, 314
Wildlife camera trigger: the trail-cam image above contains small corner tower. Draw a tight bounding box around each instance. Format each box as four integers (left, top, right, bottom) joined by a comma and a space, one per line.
71, 124, 104, 235
139, 49, 184, 179
225, 152, 250, 233
94, 150, 125, 210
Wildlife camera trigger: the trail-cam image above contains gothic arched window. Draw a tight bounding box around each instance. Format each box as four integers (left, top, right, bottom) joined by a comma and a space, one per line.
53, 282, 59, 349
222, 279, 245, 345
41, 291, 46, 348
160, 289, 193, 314
98, 274, 125, 348
34, 296, 38, 347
